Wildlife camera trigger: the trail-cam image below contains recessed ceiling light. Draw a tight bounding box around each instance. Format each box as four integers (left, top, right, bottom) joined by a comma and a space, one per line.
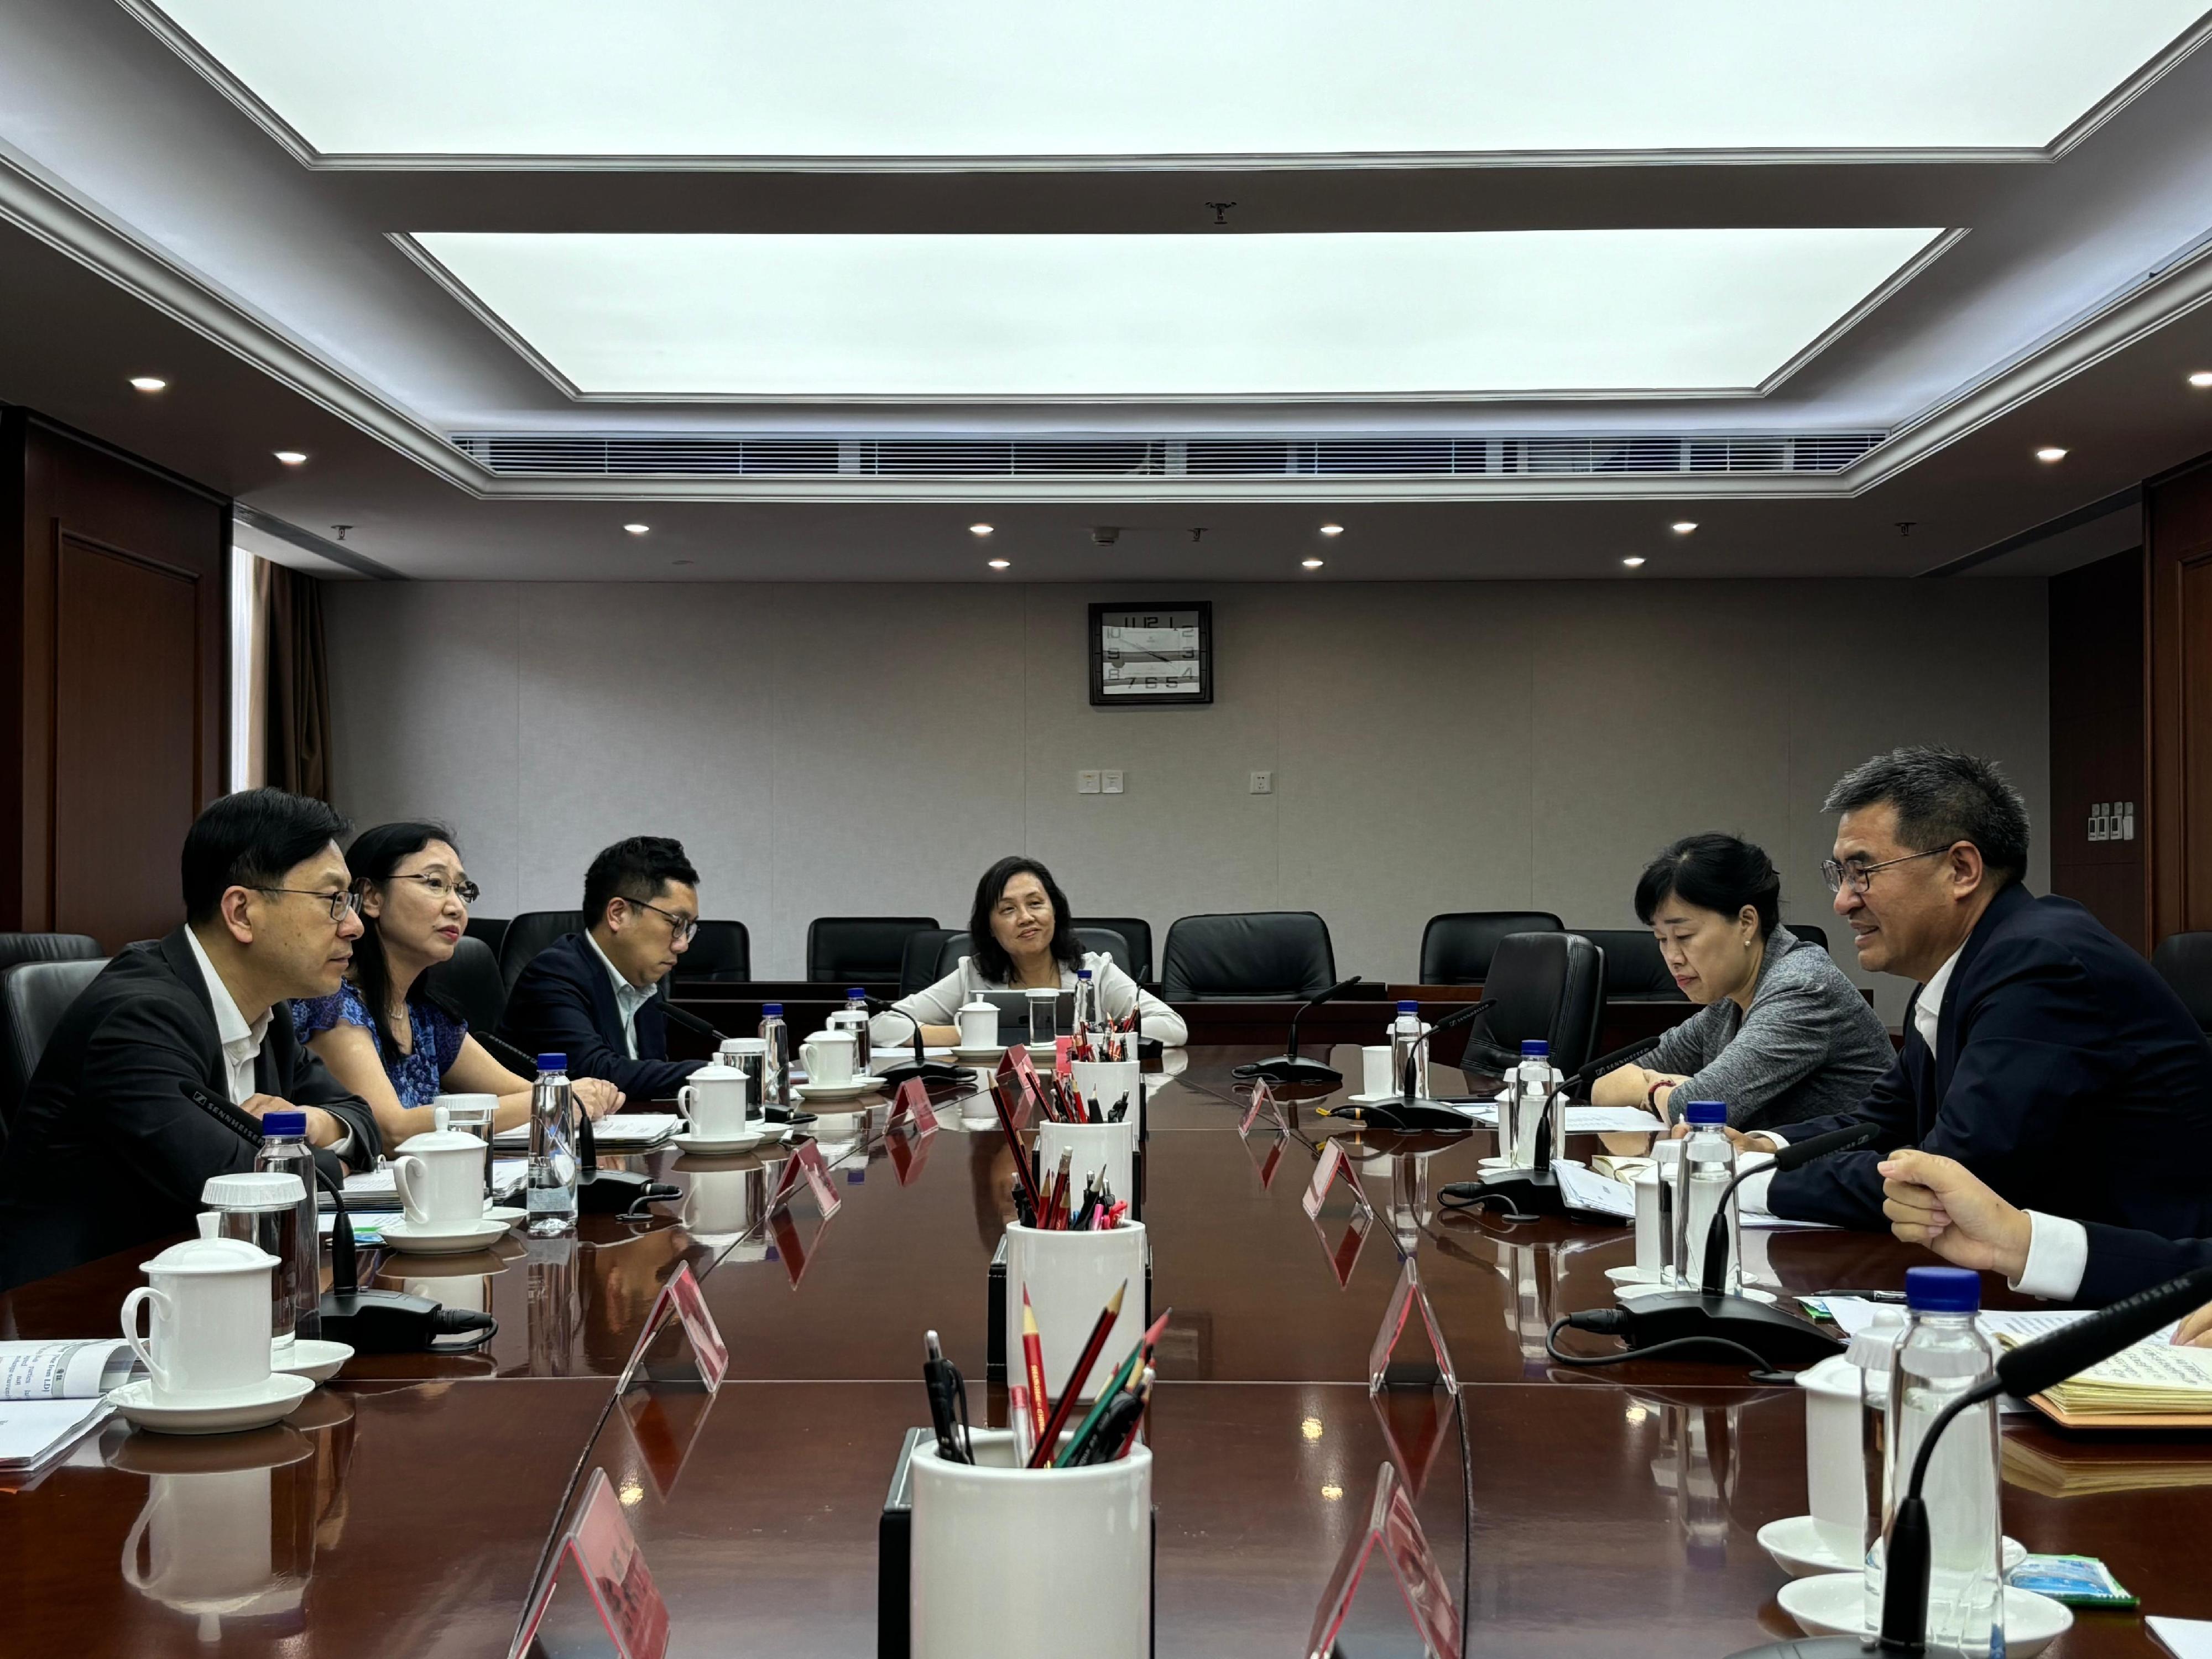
1623, 556, 1647, 568
1319, 524, 1344, 536
987, 558, 1010, 570
624, 522, 650, 534
2035, 446, 2068, 462
129, 376, 167, 393
970, 523, 994, 536
2189, 371, 2212, 388
1670, 520, 1697, 535
273, 450, 307, 465
1302, 557, 1325, 569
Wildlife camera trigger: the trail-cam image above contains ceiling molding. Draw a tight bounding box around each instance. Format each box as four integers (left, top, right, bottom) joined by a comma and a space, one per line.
233, 503, 406, 580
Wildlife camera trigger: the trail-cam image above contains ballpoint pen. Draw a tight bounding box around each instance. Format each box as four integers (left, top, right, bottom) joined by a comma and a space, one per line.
922, 1330, 971, 1464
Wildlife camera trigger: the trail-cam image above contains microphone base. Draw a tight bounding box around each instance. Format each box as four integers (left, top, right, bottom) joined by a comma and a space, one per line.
577, 1168, 679, 1213
1451, 1168, 1570, 1217
1620, 1289, 1844, 1370
877, 1061, 972, 1089
1726, 1639, 1970, 1658
319, 1288, 463, 1354
1349, 1096, 1478, 1132
1238, 1055, 1345, 1088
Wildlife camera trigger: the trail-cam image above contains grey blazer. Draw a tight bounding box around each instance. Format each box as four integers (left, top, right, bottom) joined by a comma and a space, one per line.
1644, 925, 1892, 1131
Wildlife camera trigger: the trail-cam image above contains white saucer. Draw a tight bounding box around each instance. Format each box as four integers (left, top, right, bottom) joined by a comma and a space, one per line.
108, 1373, 316, 1437
1605, 1265, 1665, 1287
1757, 1516, 2027, 1580
1346, 1090, 1411, 1105
482, 1204, 525, 1227
1775, 1573, 2067, 1656
377, 1215, 512, 1254
792, 1077, 881, 1102
951, 1046, 1005, 1062
1616, 1280, 1778, 1306
272, 1338, 353, 1384
672, 1127, 769, 1155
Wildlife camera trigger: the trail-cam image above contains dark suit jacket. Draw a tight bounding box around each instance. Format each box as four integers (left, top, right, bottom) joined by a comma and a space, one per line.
1768, 883, 2212, 1237
0, 929, 379, 1290
2075, 1222, 2212, 1305
495, 931, 700, 1100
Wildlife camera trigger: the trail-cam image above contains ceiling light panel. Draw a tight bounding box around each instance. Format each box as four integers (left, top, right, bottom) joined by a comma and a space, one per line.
139, 2, 2206, 159
410, 228, 1944, 400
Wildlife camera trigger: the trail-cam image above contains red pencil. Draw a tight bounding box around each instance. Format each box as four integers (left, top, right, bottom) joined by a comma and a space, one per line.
1026, 1279, 1127, 1468
1020, 1289, 1050, 1445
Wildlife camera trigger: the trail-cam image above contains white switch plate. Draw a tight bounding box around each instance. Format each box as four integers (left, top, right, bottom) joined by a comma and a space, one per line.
1249, 770, 1274, 794
1102, 770, 1125, 794
1078, 770, 1101, 794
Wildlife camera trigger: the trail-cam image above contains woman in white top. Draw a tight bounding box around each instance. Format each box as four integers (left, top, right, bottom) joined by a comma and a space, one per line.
872, 857, 1187, 1048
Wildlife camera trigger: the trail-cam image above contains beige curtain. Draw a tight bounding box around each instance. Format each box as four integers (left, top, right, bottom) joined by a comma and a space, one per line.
258, 560, 333, 801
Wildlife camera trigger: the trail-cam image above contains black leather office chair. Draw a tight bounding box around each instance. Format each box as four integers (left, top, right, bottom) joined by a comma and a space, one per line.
1787, 922, 1830, 954
2152, 931, 2212, 1035
1458, 931, 1606, 1079
1418, 912, 1563, 985
498, 910, 586, 994
463, 916, 509, 961
421, 935, 509, 1037
0, 932, 105, 974
1071, 917, 1154, 985
806, 917, 939, 984
1, 956, 108, 1139
930, 928, 1134, 984
899, 928, 959, 998
1577, 929, 1687, 1001
1159, 912, 1337, 1001
671, 920, 752, 984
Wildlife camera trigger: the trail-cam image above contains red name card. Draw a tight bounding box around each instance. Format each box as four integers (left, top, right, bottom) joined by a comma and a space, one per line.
1304, 1461, 1461, 1659
512, 1467, 671, 1659
885, 1076, 933, 1130
765, 1139, 840, 1220
619, 1261, 728, 1394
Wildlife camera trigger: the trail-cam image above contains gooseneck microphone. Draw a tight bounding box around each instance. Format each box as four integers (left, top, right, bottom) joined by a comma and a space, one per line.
1233, 975, 1365, 1088
178, 1081, 497, 1352
1548, 1121, 1880, 1373
864, 995, 971, 1089
1724, 1261, 2212, 1658
654, 997, 729, 1045
1340, 999, 1500, 1131
1566, 1034, 1663, 1102
475, 1031, 679, 1215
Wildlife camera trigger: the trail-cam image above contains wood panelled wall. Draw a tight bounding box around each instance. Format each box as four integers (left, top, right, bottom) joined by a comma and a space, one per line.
2048, 547, 2147, 950
0, 409, 228, 948
2149, 454, 2212, 943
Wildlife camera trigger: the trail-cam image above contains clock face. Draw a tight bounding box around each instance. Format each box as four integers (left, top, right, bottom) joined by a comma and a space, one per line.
1096, 607, 1207, 701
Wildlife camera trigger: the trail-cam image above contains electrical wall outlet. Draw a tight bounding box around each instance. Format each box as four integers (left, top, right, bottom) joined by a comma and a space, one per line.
1101, 770, 1125, 795
1078, 770, 1101, 794
1249, 770, 1274, 794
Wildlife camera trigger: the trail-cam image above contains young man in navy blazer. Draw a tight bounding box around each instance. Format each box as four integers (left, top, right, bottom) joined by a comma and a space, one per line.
1741, 746, 2212, 1241
497, 836, 706, 1101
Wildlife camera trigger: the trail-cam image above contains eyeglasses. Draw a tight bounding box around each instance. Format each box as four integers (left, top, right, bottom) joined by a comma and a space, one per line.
626, 898, 698, 943
390, 873, 481, 905
1821, 845, 1955, 896
251, 886, 363, 922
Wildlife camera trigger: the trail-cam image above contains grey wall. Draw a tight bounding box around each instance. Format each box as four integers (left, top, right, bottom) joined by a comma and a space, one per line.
324, 578, 2048, 1024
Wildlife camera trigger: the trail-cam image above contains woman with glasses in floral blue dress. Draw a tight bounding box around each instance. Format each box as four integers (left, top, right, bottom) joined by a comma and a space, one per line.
291, 822, 623, 1153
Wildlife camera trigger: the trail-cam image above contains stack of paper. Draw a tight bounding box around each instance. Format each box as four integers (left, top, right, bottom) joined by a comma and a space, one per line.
494, 1113, 680, 1150
1462, 1104, 1668, 1134
0, 1339, 133, 1475
340, 1156, 528, 1209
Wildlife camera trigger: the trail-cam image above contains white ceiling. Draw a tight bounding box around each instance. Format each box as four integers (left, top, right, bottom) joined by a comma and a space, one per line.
133, 1, 2209, 160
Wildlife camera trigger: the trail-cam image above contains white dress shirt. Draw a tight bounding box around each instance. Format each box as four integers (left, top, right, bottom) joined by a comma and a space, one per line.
586, 932, 654, 1060
1911, 943, 1963, 1058
186, 928, 351, 1157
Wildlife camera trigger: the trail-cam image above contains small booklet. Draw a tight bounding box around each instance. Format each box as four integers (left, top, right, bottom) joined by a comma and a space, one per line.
493, 1113, 681, 1149
1994, 1325, 2212, 1417
0, 1339, 135, 1472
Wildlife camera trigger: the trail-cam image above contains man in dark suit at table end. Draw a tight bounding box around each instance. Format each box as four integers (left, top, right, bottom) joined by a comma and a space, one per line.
496, 835, 706, 1100
1746, 745, 2212, 1240
0, 788, 383, 1291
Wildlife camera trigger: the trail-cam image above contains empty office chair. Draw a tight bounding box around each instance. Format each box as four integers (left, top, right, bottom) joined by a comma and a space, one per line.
498, 910, 586, 994
1159, 912, 1337, 1001
670, 920, 752, 984
899, 928, 959, 998
930, 927, 1134, 984
420, 935, 509, 1038
806, 917, 939, 984
1, 956, 108, 1138
1071, 916, 1154, 985
463, 915, 509, 961
1577, 929, 1687, 1001
0, 932, 104, 974
1787, 921, 1831, 954
1457, 931, 1605, 1079
2153, 931, 2212, 1035
1417, 912, 1564, 985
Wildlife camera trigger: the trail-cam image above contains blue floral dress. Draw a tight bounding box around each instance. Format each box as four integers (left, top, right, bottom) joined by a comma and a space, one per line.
290, 980, 468, 1109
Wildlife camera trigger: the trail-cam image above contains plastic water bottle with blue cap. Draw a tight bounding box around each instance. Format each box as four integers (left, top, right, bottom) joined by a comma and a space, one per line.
1506, 1038, 1553, 1167
1670, 1100, 1738, 1291
526, 1053, 577, 1237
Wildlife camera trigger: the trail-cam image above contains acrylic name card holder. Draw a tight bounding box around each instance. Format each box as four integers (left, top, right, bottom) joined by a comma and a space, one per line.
1301, 1139, 1378, 1290
1303, 1461, 1462, 1659
510, 1467, 671, 1659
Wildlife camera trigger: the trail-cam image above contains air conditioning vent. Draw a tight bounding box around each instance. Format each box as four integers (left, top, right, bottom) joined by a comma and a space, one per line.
450, 430, 1884, 480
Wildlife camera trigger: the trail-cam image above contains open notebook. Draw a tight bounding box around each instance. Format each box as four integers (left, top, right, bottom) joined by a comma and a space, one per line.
1, 1339, 133, 1474
1992, 1321, 2212, 1428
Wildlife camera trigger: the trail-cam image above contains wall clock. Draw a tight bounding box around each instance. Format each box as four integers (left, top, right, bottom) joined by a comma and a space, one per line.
1089, 602, 1213, 708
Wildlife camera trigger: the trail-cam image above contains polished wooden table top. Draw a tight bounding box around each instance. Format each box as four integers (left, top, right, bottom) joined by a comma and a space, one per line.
4, 1046, 2208, 1656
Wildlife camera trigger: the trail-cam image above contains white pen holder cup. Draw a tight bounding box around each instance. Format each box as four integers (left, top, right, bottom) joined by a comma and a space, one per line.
911, 1430, 1151, 1659
121, 1236, 278, 1403
1070, 1059, 1142, 1130
1798, 1355, 1866, 1563
1003, 1222, 1148, 1400
1036, 1119, 1138, 1215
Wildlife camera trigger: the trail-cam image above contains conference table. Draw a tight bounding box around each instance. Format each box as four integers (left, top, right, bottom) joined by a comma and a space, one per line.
4, 1047, 2209, 1657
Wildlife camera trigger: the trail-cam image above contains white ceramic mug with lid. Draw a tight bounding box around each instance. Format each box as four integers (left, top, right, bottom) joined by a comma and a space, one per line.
799, 1030, 857, 1087
121, 1235, 279, 1402
392, 1110, 491, 1228
679, 1061, 755, 1140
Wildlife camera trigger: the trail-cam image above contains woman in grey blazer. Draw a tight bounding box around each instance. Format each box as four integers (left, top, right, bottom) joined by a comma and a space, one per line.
1591, 833, 1892, 1132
